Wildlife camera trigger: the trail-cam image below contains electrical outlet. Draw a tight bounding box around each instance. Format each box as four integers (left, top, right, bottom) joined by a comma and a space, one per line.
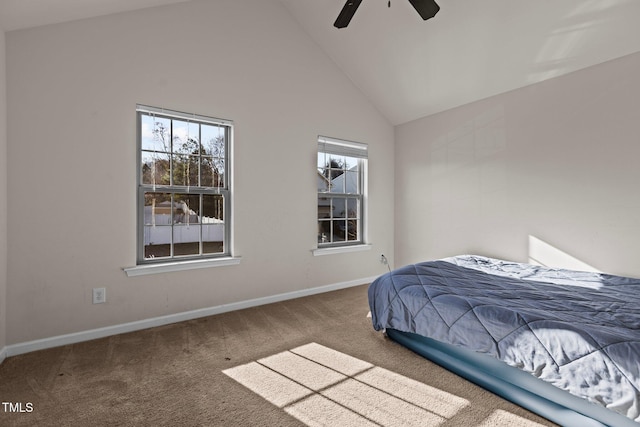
93, 287, 106, 304
380, 254, 388, 265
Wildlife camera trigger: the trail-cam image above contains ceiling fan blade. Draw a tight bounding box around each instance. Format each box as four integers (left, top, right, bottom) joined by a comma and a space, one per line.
334, 0, 363, 29
407, 0, 440, 21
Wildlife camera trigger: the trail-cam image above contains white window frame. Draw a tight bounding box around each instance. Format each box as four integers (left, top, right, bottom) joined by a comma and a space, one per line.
316, 135, 368, 252
135, 104, 233, 266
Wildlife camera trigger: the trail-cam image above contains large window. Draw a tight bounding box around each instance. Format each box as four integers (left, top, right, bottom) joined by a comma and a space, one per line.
317, 136, 367, 247
137, 105, 232, 264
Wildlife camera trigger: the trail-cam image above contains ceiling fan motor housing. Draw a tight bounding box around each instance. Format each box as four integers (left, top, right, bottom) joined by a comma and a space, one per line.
334, 0, 439, 28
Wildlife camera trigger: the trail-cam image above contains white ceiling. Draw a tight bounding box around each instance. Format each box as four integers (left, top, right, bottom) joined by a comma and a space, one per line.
0, 0, 191, 32
2, 0, 640, 125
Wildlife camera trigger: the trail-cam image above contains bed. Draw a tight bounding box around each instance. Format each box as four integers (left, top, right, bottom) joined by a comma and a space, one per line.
368, 255, 640, 426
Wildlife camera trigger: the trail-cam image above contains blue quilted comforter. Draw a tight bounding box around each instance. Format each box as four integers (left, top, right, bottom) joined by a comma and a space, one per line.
368, 255, 640, 422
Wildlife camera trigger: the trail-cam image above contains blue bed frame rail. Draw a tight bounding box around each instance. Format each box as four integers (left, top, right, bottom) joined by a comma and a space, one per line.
386, 329, 638, 427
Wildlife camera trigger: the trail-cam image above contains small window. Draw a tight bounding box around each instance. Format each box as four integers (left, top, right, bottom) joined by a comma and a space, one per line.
317, 136, 367, 247
137, 105, 232, 264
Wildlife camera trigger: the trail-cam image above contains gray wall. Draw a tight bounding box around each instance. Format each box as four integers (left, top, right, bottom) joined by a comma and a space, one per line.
6, 0, 640, 352
5, 0, 395, 345
0, 24, 7, 358
395, 51, 640, 277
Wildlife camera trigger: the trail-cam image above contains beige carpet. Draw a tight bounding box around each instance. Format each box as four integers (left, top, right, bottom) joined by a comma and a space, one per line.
0, 284, 557, 426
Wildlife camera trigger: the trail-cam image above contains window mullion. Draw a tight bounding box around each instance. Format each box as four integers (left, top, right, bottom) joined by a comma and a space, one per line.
170, 193, 175, 258
199, 194, 203, 256
169, 119, 174, 187
198, 123, 202, 188
329, 196, 334, 244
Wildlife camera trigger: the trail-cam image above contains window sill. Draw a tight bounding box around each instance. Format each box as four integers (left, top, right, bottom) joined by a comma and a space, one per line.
312, 244, 371, 256
123, 257, 241, 277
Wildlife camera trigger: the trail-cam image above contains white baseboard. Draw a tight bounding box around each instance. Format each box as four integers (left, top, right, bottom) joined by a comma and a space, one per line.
3, 277, 376, 360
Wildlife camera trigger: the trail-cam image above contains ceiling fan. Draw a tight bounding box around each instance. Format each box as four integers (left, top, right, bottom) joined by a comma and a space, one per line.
334, 0, 440, 28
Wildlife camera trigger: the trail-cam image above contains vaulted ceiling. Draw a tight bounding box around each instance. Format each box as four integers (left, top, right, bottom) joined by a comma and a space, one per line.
2, 0, 640, 125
